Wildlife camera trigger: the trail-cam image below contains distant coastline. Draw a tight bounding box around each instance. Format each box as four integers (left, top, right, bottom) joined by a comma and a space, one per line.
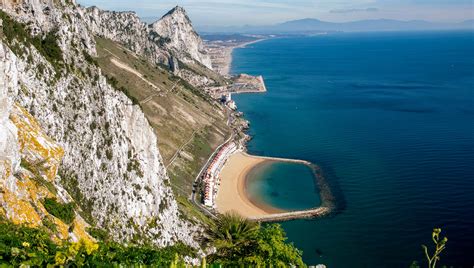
226, 39, 266, 76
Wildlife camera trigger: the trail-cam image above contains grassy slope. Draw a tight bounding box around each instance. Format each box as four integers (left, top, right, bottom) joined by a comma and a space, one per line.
95, 37, 230, 201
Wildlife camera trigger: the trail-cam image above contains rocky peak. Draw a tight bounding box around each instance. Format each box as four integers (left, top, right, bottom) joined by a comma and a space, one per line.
163, 6, 187, 18
150, 6, 212, 69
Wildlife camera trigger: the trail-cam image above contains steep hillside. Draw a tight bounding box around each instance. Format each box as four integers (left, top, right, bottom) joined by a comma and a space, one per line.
0, 0, 197, 247
94, 37, 231, 199
0, 51, 93, 243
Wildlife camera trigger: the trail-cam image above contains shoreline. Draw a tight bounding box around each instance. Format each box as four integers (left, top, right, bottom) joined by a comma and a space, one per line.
223, 39, 267, 77
209, 36, 337, 222
215, 152, 281, 217
241, 160, 285, 215
215, 151, 335, 221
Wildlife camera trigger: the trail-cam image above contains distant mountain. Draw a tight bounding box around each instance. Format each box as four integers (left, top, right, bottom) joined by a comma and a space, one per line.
198, 18, 474, 34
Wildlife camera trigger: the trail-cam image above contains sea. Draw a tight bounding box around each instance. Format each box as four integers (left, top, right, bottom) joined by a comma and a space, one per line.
230, 31, 474, 267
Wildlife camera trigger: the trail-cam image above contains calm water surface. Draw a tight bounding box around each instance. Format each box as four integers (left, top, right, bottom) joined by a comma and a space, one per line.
231, 31, 474, 267
246, 161, 321, 211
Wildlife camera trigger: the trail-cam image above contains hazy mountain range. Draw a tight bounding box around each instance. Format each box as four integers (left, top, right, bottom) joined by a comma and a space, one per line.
196, 18, 474, 34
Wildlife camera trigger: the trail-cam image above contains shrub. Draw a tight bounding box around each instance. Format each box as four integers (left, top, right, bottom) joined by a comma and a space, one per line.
0, 11, 64, 76
86, 227, 108, 241
105, 75, 140, 105
83, 50, 98, 66
0, 218, 196, 266
31, 30, 63, 68
42, 198, 75, 224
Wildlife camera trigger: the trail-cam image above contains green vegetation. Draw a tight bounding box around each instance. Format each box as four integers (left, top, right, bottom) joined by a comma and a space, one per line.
176, 195, 214, 226
0, 214, 304, 267
205, 213, 305, 267
20, 159, 57, 196
0, 218, 196, 266
0, 10, 63, 75
31, 30, 63, 73
42, 198, 76, 224
59, 169, 96, 225
86, 227, 109, 241
105, 74, 140, 105
83, 50, 98, 66
422, 228, 448, 268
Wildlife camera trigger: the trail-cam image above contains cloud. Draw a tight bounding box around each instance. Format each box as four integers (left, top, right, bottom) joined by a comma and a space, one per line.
330, 7, 379, 13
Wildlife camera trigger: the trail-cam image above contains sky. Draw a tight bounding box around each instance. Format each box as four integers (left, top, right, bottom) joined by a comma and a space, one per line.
76, 0, 474, 27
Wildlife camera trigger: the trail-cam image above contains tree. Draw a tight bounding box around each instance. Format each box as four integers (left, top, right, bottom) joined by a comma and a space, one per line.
206, 213, 306, 267
206, 212, 259, 263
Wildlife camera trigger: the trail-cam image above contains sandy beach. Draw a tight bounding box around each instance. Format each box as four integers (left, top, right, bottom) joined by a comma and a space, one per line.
207, 39, 266, 76
215, 151, 285, 217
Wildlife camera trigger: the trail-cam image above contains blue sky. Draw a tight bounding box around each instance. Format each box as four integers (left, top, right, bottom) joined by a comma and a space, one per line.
77, 0, 474, 26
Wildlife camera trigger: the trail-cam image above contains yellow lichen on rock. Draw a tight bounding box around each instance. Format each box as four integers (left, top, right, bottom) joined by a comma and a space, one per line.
1, 103, 94, 243
1, 187, 42, 226
9, 104, 64, 181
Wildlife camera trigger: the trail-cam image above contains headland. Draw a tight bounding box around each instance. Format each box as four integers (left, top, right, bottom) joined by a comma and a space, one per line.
204, 36, 268, 99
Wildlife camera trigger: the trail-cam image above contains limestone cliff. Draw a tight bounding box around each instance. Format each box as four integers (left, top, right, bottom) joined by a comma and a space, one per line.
150, 6, 213, 69
84, 6, 171, 67
0, 42, 92, 243
83, 5, 217, 88
0, 0, 198, 247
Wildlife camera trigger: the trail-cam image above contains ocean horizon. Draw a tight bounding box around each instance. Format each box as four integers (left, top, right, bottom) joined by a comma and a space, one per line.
231, 30, 474, 267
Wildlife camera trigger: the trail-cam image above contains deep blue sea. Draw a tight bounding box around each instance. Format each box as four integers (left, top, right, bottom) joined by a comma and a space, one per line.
231, 31, 474, 267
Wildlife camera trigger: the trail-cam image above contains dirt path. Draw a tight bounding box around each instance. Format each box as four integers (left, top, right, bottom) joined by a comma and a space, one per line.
110, 58, 161, 91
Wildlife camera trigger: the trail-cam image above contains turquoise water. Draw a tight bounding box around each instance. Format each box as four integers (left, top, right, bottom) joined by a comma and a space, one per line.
245, 161, 320, 211
231, 31, 474, 267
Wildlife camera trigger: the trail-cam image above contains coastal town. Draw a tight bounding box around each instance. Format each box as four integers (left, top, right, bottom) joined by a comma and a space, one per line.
201, 142, 238, 207
203, 35, 268, 102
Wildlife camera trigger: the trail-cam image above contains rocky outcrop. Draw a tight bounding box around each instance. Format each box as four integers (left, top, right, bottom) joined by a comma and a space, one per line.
83, 5, 212, 72
0, 43, 93, 243
84, 6, 170, 66
0, 0, 198, 247
150, 6, 212, 69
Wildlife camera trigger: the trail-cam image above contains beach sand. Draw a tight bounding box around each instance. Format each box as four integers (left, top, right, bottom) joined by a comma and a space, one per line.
216, 152, 285, 218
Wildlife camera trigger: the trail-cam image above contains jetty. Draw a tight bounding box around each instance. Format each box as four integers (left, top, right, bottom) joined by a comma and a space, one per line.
229, 74, 267, 94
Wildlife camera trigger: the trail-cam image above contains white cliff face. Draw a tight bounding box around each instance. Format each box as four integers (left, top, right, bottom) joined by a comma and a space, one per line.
0, 44, 20, 181
150, 6, 213, 69
0, 0, 198, 247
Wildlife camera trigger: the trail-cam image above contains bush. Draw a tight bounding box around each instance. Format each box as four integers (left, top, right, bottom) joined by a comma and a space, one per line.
0, 218, 196, 266
0, 218, 58, 266
83, 50, 98, 66
31, 30, 63, 66
0, 11, 63, 76
86, 227, 108, 241
42, 198, 75, 224
105, 75, 140, 105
